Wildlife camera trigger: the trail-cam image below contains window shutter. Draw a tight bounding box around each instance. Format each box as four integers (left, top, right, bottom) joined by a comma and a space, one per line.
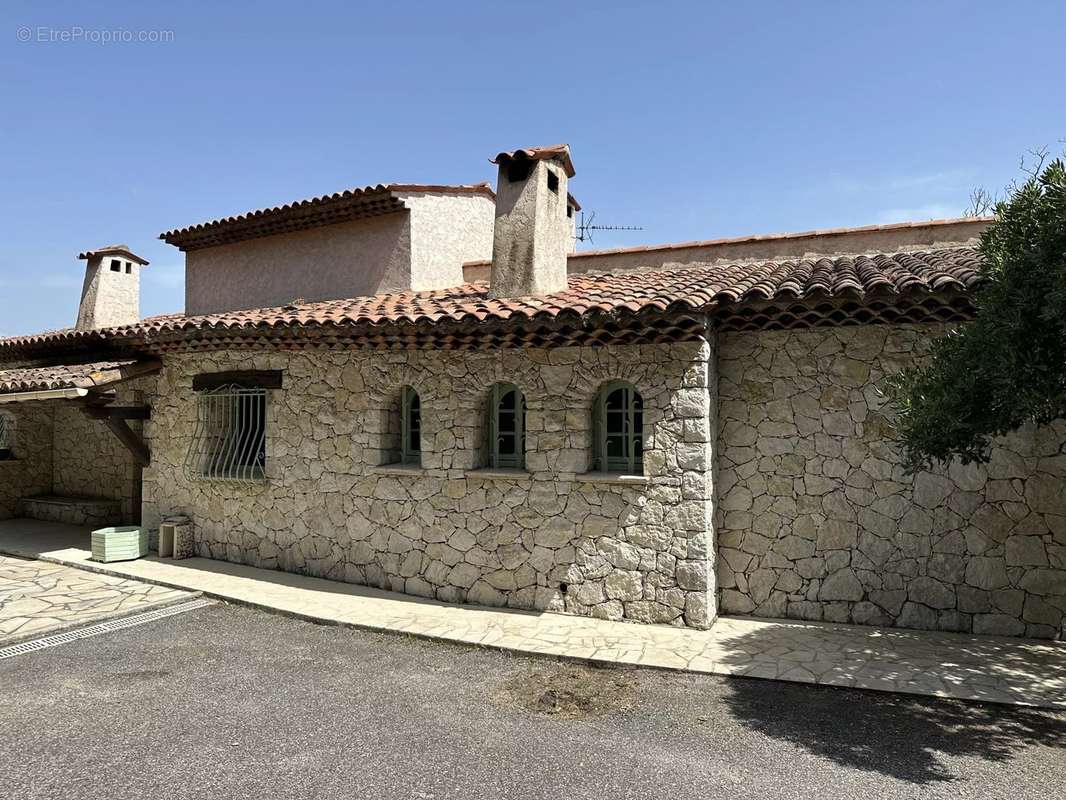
401, 386, 421, 466
488, 383, 500, 468
488, 383, 525, 470
516, 389, 525, 470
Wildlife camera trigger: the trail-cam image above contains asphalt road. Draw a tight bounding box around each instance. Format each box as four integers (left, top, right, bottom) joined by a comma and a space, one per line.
1, 603, 1062, 800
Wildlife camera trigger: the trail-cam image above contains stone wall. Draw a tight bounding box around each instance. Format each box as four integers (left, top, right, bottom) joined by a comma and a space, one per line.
0, 390, 142, 523
717, 324, 1066, 639
0, 403, 54, 519
51, 385, 145, 522
141, 342, 716, 627
21, 496, 121, 527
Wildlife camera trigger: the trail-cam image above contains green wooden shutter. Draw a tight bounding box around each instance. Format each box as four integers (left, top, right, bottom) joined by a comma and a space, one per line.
401, 386, 421, 466
488, 384, 499, 468
489, 383, 524, 470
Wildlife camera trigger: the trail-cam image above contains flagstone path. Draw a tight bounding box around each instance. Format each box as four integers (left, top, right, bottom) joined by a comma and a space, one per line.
0, 554, 194, 645
1, 518, 1063, 709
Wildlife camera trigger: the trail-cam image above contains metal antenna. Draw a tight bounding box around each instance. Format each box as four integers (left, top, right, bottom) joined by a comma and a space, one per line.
575, 211, 644, 245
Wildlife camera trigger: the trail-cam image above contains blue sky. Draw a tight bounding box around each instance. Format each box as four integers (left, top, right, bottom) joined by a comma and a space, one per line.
1, 0, 1063, 337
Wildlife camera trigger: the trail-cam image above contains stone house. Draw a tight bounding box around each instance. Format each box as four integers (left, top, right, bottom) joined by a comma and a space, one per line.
1, 144, 1063, 639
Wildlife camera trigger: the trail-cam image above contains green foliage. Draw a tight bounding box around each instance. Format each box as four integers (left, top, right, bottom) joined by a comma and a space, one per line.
887, 158, 1066, 471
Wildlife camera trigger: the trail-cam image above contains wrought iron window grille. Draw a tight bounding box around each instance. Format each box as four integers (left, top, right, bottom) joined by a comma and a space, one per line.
185, 384, 268, 483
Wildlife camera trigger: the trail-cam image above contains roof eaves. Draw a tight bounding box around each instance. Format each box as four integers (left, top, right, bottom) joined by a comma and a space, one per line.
569, 217, 993, 259
159, 182, 497, 251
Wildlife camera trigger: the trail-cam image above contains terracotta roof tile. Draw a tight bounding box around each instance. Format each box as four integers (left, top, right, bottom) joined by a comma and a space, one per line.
159, 182, 495, 251
0, 360, 154, 394
568, 217, 992, 259
0, 247, 983, 356
78, 244, 149, 266
491, 144, 575, 178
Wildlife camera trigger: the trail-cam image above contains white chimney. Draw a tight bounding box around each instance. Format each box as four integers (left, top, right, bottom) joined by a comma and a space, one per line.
488, 144, 575, 297
75, 244, 149, 330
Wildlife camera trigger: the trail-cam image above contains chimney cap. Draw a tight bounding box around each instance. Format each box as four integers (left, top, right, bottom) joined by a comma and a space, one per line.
78, 244, 149, 266
491, 143, 575, 178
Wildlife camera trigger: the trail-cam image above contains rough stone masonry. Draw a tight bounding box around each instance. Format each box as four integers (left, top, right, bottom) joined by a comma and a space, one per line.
140, 341, 717, 628
716, 323, 1066, 639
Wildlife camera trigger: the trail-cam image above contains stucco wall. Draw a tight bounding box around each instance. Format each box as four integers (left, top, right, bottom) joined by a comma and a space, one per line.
141, 342, 716, 628
0, 403, 54, 519
716, 324, 1066, 639
184, 213, 413, 315
76, 258, 142, 330
404, 192, 494, 291
489, 160, 570, 296
184, 193, 495, 316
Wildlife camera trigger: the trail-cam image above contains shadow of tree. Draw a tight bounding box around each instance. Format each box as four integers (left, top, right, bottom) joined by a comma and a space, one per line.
713, 616, 1066, 705
716, 618, 1066, 784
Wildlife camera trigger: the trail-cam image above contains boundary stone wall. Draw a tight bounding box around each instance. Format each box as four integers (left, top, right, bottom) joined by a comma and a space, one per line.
717, 324, 1066, 639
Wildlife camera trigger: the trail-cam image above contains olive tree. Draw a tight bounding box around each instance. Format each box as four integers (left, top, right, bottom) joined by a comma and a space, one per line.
888, 156, 1066, 471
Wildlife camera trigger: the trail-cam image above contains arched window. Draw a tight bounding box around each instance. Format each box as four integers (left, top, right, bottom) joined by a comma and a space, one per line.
488, 383, 525, 469
0, 411, 13, 461
400, 386, 421, 466
592, 381, 643, 473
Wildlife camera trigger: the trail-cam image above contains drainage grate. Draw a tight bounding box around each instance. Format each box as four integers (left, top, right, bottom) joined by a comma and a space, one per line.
0, 596, 216, 659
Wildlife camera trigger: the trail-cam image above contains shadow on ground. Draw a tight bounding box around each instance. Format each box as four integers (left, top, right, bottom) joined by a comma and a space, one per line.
714, 619, 1066, 783
721, 671, 1065, 784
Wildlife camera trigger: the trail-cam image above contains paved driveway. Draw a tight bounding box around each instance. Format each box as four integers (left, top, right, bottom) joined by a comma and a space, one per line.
1, 603, 1062, 800
0, 555, 192, 644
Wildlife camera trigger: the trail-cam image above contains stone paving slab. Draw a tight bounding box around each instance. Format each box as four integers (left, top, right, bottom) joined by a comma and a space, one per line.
2, 518, 1063, 708
0, 554, 196, 645
11, 534, 1062, 709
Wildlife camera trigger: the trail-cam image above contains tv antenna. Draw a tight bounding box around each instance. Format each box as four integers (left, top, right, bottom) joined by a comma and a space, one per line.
575, 211, 644, 245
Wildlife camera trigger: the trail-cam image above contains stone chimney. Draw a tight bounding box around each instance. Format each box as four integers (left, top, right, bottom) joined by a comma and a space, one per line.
488, 144, 575, 297
75, 245, 149, 330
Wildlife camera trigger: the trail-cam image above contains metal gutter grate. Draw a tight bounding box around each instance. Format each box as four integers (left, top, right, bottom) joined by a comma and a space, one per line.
0, 597, 215, 659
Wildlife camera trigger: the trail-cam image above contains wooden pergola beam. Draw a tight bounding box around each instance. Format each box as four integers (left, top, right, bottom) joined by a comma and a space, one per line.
100, 417, 151, 466
81, 403, 152, 466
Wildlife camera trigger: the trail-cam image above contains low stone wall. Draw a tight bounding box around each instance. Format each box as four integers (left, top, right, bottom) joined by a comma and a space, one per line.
142, 342, 716, 627
22, 495, 121, 527
716, 324, 1066, 639
0, 403, 54, 520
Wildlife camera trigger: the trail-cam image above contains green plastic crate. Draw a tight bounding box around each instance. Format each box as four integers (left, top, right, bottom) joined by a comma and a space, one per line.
91, 526, 148, 563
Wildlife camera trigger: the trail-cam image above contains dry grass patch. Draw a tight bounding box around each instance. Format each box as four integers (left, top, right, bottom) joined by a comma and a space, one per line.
497, 661, 638, 720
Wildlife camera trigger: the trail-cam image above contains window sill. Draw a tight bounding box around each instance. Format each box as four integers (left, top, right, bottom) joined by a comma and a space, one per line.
371, 463, 426, 476
466, 468, 531, 481
189, 474, 268, 485
575, 471, 648, 486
